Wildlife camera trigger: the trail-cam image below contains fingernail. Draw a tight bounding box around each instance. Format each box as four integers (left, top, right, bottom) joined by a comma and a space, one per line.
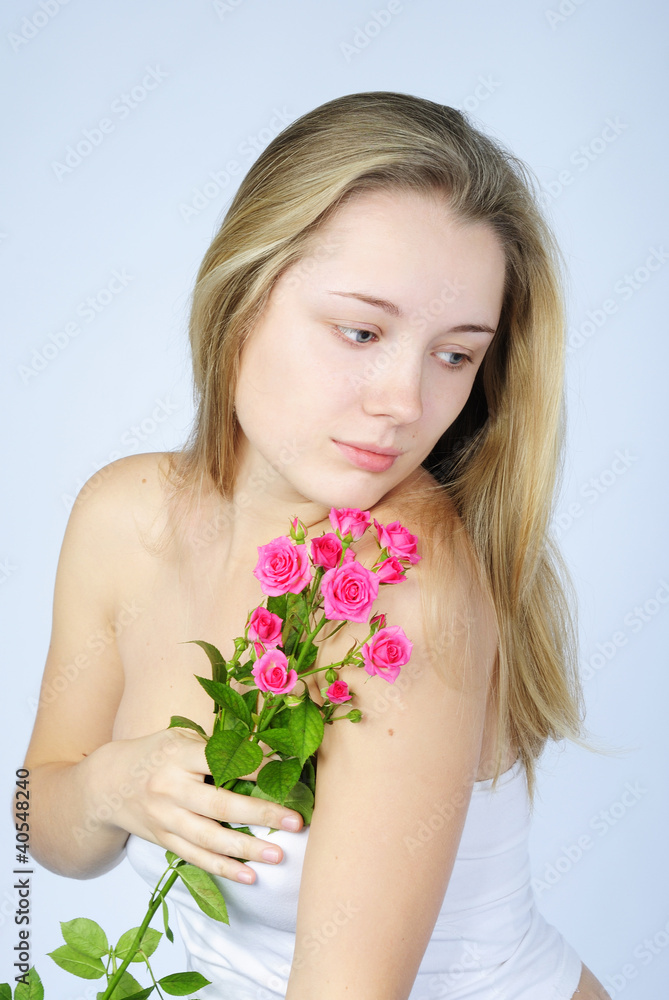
281, 816, 301, 831
262, 848, 281, 863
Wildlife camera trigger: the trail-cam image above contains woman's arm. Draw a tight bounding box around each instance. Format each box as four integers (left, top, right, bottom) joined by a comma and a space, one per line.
18, 457, 303, 881
286, 550, 498, 1000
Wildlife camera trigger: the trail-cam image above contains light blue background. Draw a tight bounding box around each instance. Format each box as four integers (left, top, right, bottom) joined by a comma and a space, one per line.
1, 1, 668, 997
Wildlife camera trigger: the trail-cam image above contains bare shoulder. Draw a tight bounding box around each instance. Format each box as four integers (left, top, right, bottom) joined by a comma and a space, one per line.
64, 450, 186, 580
70, 451, 173, 538
351, 472, 498, 693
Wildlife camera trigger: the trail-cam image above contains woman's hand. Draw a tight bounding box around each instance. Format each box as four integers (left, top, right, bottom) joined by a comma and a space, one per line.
100, 726, 304, 883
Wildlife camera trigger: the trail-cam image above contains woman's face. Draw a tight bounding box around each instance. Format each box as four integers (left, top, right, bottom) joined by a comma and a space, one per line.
233, 187, 506, 514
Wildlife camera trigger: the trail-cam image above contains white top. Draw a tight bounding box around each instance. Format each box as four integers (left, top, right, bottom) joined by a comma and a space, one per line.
125, 757, 583, 999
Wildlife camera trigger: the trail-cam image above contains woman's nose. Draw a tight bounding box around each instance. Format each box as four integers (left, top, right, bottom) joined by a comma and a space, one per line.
358, 352, 424, 425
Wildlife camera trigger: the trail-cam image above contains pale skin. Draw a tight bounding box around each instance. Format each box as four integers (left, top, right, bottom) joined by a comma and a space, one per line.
22, 188, 609, 998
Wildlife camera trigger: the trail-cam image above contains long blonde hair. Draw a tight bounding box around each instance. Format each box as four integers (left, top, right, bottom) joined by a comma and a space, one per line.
156, 91, 613, 806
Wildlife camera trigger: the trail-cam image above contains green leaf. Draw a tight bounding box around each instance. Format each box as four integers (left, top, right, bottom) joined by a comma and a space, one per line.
266, 593, 287, 620
120, 989, 154, 1000
257, 726, 295, 756
301, 755, 317, 791
214, 711, 247, 735
183, 640, 227, 686
256, 758, 303, 805
293, 639, 318, 670
14, 969, 43, 1000
284, 780, 315, 825
60, 917, 109, 959
102, 970, 143, 998
250, 782, 306, 831
267, 707, 291, 728
230, 778, 256, 796
221, 821, 254, 839
196, 676, 252, 730
242, 688, 259, 715
162, 898, 174, 943
165, 850, 184, 867
288, 695, 324, 765
47, 944, 105, 979
205, 729, 263, 786
249, 783, 280, 828
168, 716, 207, 739
116, 926, 162, 961
176, 866, 229, 924
0, 985, 10, 1000
158, 971, 210, 995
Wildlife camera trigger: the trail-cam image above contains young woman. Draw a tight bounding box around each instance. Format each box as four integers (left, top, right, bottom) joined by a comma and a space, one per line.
22, 92, 612, 998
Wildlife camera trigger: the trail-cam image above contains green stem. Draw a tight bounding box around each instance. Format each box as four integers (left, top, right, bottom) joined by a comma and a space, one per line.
295, 614, 329, 671
100, 867, 180, 999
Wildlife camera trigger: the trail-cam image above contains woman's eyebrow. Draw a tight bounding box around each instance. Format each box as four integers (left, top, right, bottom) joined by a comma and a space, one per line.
326, 290, 496, 336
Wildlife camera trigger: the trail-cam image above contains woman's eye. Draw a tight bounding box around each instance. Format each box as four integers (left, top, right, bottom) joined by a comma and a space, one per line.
334, 325, 377, 345
435, 350, 473, 371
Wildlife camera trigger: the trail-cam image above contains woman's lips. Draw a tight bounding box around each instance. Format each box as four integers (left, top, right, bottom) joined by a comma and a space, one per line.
333, 440, 400, 472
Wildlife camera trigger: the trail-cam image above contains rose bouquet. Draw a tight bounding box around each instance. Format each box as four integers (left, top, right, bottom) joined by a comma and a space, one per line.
6, 509, 419, 999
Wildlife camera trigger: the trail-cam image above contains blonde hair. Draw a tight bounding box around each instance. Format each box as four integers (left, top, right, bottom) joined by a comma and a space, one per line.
155, 91, 615, 806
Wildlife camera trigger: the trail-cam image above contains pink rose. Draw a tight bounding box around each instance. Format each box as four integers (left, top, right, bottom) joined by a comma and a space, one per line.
247, 607, 283, 647
329, 507, 372, 540
320, 560, 379, 623
326, 680, 351, 704
373, 519, 421, 565
361, 626, 413, 683
253, 536, 312, 596
311, 532, 343, 569
252, 649, 298, 695
375, 556, 407, 584
370, 612, 387, 630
